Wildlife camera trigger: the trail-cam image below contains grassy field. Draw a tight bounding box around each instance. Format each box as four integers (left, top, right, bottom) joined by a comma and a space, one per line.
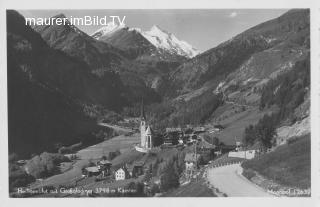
31, 133, 141, 188
242, 134, 311, 189
208, 105, 275, 145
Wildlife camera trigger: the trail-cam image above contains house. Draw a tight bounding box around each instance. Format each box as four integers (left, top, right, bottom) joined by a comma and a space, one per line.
193, 127, 206, 134
97, 160, 112, 176
64, 154, 77, 160
83, 166, 100, 177
165, 127, 182, 133
16, 160, 27, 166
220, 145, 237, 153
228, 150, 256, 159
115, 167, 130, 180
214, 124, 225, 130
163, 131, 181, 145
178, 139, 184, 145
128, 162, 144, 178
214, 150, 222, 156
235, 141, 242, 151
209, 125, 224, 133
184, 153, 201, 178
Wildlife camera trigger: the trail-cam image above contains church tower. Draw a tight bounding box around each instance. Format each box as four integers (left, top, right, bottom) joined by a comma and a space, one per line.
145, 126, 153, 149
140, 100, 146, 148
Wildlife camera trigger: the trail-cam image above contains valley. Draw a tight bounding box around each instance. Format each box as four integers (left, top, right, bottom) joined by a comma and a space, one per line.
7, 9, 311, 197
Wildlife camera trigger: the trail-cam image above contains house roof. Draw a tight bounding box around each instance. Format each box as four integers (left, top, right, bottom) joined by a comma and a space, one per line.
115, 166, 130, 174
193, 127, 206, 132
85, 166, 100, 173
98, 160, 112, 165
184, 153, 201, 162
166, 127, 182, 133
133, 161, 144, 167
213, 124, 225, 129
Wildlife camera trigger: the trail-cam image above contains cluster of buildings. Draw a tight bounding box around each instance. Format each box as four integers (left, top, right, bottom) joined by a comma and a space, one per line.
184, 153, 201, 179
227, 141, 257, 160
135, 101, 231, 153
82, 159, 145, 181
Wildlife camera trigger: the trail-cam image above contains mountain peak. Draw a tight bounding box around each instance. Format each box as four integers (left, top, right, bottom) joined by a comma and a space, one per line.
92, 23, 200, 58
91, 22, 125, 39
142, 25, 200, 58
150, 25, 167, 33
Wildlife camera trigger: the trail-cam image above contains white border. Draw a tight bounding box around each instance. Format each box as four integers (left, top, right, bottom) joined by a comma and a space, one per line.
0, 0, 319, 207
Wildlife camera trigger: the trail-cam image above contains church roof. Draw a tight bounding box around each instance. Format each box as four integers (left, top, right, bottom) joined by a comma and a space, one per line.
145, 126, 152, 135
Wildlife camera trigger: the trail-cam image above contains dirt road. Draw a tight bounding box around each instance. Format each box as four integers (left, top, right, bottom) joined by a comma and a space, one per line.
98, 122, 133, 133
206, 163, 274, 197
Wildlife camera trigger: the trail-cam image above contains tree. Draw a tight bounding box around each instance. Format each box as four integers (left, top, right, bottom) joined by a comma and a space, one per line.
243, 125, 256, 146
159, 160, 180, 192
108, 150, 121, 160
9, 164, 35, 191
242, 114, 277, 150
143, 164, 152, 182
25, 152, 69, 178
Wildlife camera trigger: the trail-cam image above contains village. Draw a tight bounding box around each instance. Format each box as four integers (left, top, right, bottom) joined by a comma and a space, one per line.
11, 101, 260, 197
64, 103, 260, 196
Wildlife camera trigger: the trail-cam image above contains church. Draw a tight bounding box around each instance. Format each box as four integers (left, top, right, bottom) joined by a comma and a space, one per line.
139, 101, 154, 149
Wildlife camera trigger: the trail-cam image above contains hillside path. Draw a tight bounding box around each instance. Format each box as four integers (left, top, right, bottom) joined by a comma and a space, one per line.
206, 163, 274, 197
98, 122, 133, 133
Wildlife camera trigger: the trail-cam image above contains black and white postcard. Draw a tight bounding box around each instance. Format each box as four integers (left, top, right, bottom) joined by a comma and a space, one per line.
0, 0, 319, 206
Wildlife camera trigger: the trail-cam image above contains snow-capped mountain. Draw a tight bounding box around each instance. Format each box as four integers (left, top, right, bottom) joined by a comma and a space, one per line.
91, 22, 126, 39
92, 23, 200, 58
138, 25, 200, 58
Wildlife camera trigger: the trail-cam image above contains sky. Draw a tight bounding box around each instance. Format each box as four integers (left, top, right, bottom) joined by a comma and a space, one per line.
19, 9, 289, 52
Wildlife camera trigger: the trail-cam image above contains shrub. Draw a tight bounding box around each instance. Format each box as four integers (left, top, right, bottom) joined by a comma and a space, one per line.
159, 160, 180, 192
242, 169, 256, 180
9, 164, 35, 191
25, 152, 69, 179
108, 150, 121, 160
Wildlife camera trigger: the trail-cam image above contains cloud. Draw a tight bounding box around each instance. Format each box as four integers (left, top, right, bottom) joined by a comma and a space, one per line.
229, 12, 238, 18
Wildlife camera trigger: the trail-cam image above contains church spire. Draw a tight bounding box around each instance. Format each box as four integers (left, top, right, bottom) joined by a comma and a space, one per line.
140, 99, 146, 120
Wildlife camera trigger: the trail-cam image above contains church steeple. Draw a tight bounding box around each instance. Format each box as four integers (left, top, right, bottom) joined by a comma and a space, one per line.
140, 99, 146, 120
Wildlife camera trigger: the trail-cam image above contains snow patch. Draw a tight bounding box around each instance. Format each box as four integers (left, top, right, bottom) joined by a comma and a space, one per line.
91, 22, 125, 39
140, 25, 200, 58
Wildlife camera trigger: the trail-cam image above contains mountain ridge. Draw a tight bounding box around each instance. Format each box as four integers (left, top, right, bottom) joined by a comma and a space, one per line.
92, 23, 200, 59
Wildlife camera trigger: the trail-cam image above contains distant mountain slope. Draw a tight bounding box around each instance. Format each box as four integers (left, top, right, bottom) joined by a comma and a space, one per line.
34, 14, 127, 72
143, 9, 310, 142
169, 9, 309, 98
7, 10, 103, 157
10, 12, 132, 110
34, 15, 161, 104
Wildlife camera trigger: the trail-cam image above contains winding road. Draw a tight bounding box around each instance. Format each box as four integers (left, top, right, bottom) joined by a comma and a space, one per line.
206, 163, 274, 197
98, 122, 134, 133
